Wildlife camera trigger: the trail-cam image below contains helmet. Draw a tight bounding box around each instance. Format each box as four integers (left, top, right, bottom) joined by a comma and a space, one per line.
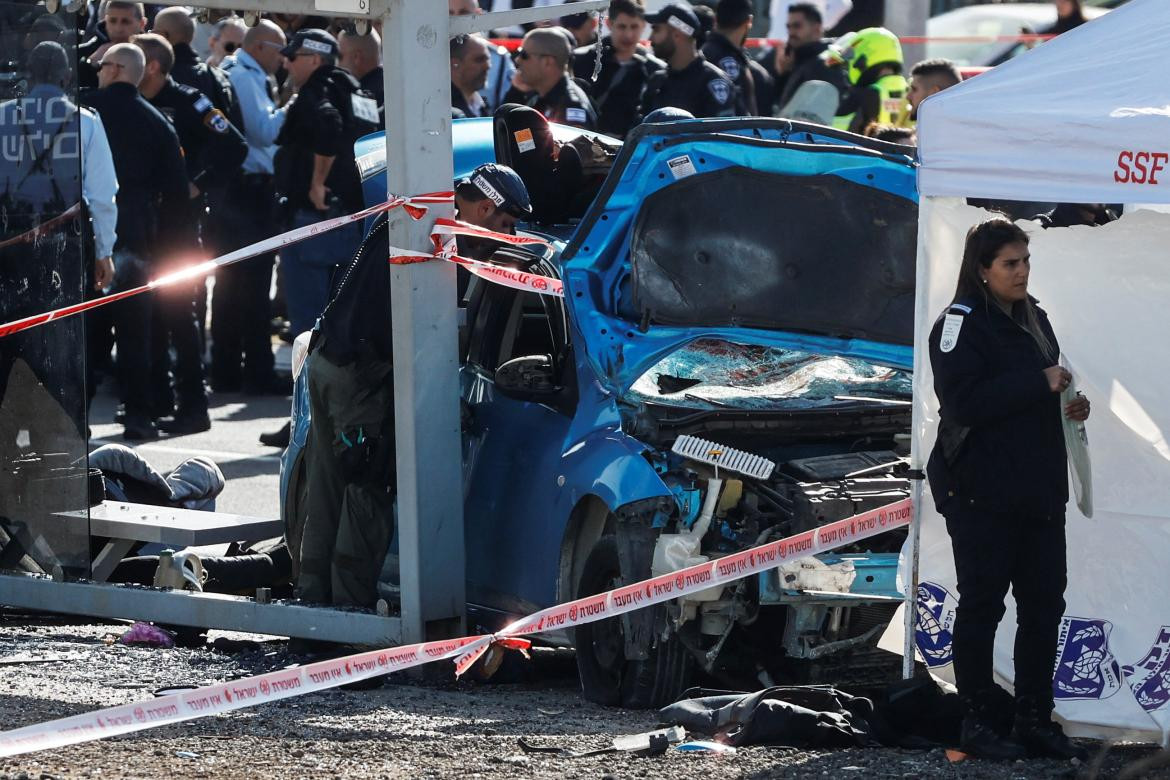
642, 107, 696, 124
823, 27, 903, 86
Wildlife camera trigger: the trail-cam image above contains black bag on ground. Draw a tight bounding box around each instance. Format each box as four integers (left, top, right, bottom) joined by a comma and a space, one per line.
658, 685, 878, 748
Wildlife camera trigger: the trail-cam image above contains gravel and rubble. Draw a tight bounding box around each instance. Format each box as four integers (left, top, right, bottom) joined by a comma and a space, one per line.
2, 616, 1168, 780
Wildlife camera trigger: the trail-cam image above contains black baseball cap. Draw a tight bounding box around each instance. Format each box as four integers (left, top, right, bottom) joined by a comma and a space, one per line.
458, 163, 533, 219
645, 2, 701, 39
279, 28, 339, 59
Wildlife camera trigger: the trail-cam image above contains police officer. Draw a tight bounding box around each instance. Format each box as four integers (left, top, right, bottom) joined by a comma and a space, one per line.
928, 218, 1090, 762
571, 0, 664, 138
83, 43, 190, 440
134, 33, 247, 434
641, 2, 737, 119
452, 163, 534, 297
215, 20, 289, 396
701, 0, 761, 116
339, 29, 384, 126
275, 28, 378, 339
296, 164, 531, 610
513, 28, 597, 130
152, 7, 243, 131
823, 27, 910, 133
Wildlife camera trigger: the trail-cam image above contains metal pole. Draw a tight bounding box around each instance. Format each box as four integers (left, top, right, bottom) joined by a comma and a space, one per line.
383, 0, 465, 644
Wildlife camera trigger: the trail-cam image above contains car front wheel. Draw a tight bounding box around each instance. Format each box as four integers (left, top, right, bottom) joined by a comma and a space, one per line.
573, 533, 692, 709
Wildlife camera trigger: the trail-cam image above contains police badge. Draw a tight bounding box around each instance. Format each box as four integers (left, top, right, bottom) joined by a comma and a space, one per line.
708, 79, 731, 105
719, 56, 740, 80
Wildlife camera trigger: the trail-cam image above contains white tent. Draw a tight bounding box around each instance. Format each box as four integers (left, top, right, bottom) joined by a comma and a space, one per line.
903, 0, 1170, 743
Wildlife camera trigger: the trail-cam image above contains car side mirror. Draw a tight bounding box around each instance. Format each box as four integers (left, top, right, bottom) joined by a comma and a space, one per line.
495, 354, 561, 401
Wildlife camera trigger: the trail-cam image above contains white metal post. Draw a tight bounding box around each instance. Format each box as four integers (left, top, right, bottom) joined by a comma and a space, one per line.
383, 0, 465, 643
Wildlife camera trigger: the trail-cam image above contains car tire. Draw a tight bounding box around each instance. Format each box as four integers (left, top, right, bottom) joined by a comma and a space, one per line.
573, 534, 691, 709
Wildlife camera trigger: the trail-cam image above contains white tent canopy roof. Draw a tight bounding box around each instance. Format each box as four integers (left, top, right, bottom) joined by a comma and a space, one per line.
917, 0, 1170, 204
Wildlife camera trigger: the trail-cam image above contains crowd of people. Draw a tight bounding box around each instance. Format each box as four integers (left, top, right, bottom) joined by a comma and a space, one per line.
3, 0, 1090, 446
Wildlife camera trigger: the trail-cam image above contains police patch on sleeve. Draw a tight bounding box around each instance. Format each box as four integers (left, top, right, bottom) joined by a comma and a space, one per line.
718, 56, 740, 80
566, 107, 587, 124
204, 109, 229, 134
193, 95, 213, 113
939, 312, 964, 353
708, 78, 731, 106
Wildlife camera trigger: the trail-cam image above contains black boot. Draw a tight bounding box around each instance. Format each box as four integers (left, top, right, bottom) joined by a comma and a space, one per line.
959, 693, 1027, 761
1012, 695, 1089, 761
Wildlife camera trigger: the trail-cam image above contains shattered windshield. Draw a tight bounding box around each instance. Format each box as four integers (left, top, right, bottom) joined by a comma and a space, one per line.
629, 339, 912, 411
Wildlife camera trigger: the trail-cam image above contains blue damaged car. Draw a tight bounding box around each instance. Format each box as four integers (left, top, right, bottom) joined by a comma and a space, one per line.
282, 116, 918, 707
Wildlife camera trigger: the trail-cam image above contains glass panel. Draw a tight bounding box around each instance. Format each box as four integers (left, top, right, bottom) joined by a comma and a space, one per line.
1, 1, 91, 579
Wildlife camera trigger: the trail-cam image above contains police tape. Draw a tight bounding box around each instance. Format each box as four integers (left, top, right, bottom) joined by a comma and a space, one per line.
387, 216, 565, 298
0, 194, 454, 340
0, 203, 82, 251
0, 496, 910, 758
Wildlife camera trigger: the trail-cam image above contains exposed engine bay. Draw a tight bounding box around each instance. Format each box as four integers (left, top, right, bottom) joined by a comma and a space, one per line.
615, 431, 911, 689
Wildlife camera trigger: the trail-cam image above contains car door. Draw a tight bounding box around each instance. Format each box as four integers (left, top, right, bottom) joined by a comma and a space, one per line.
461, 266, 575, 622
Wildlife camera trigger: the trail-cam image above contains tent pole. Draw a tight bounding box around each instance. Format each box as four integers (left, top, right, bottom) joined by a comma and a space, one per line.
902, 479, 923, 679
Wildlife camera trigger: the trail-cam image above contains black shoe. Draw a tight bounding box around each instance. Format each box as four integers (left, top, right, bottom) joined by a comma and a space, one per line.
259, 421, 291, 448
1013, 697, 1089, 761
122, 415, 159, 442
157, 412, 212, 435
960, 714, 1027, 761
210, 378, 242, 393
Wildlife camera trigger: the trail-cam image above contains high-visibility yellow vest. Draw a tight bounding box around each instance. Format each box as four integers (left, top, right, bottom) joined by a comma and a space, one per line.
833, 73, 911, 131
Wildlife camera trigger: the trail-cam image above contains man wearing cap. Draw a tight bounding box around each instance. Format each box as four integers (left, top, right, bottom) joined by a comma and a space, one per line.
295, 163, 531, 611
513, 27, 597, 131
452, 163, 534, 298
274, 28, 379, 340
640, 2, 738, 119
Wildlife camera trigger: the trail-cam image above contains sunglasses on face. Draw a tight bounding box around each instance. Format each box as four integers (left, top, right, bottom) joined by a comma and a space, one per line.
97, 61, 124, 70
517, 48, 548, 61
223, 41, 239, 53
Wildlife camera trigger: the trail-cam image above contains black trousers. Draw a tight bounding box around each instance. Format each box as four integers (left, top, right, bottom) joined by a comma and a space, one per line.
150, 280, 208, 416
86, 251, 153, 420
945, 504, 1067, 707
209, 177, 276, 391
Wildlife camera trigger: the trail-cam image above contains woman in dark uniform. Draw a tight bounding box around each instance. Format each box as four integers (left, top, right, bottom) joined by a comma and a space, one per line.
927, 218, 1090, 761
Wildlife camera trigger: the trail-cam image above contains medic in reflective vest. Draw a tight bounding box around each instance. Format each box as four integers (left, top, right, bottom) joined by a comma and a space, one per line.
822, 27, 911, 133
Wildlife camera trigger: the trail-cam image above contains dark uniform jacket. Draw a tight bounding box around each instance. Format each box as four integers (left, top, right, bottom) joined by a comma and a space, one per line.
571, 41, 664, 138
927, 296, 1068, 516
274, 65, 368, 213
171, 42, 244, 133
318, 213, 392, 365
148, 78, 247, 192
701, 32, 757, 115
82, 82, 190, 258
525, 75, 598, 130
359, 66, 385, 129
772, 40, 848, 113
641, 53, 737, 119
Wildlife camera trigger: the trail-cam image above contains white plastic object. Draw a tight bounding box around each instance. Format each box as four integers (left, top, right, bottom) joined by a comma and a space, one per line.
672, 435, 775, 480
612, 725, 687, 752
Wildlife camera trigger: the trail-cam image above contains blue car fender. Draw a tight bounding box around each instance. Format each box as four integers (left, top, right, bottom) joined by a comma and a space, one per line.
558, 429, 672, 514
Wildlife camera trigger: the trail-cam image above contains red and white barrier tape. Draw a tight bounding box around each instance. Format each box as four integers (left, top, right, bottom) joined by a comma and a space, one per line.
0, 497, 910, 758
0, 194, 454, 340
0, 203, 82, 251
387, 215, 565, 297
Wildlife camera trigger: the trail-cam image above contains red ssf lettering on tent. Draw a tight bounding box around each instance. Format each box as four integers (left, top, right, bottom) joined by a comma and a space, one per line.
1114, 150, 1169, 185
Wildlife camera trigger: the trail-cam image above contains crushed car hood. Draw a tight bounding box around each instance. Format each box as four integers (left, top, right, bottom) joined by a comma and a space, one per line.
560, 118, 919, 398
